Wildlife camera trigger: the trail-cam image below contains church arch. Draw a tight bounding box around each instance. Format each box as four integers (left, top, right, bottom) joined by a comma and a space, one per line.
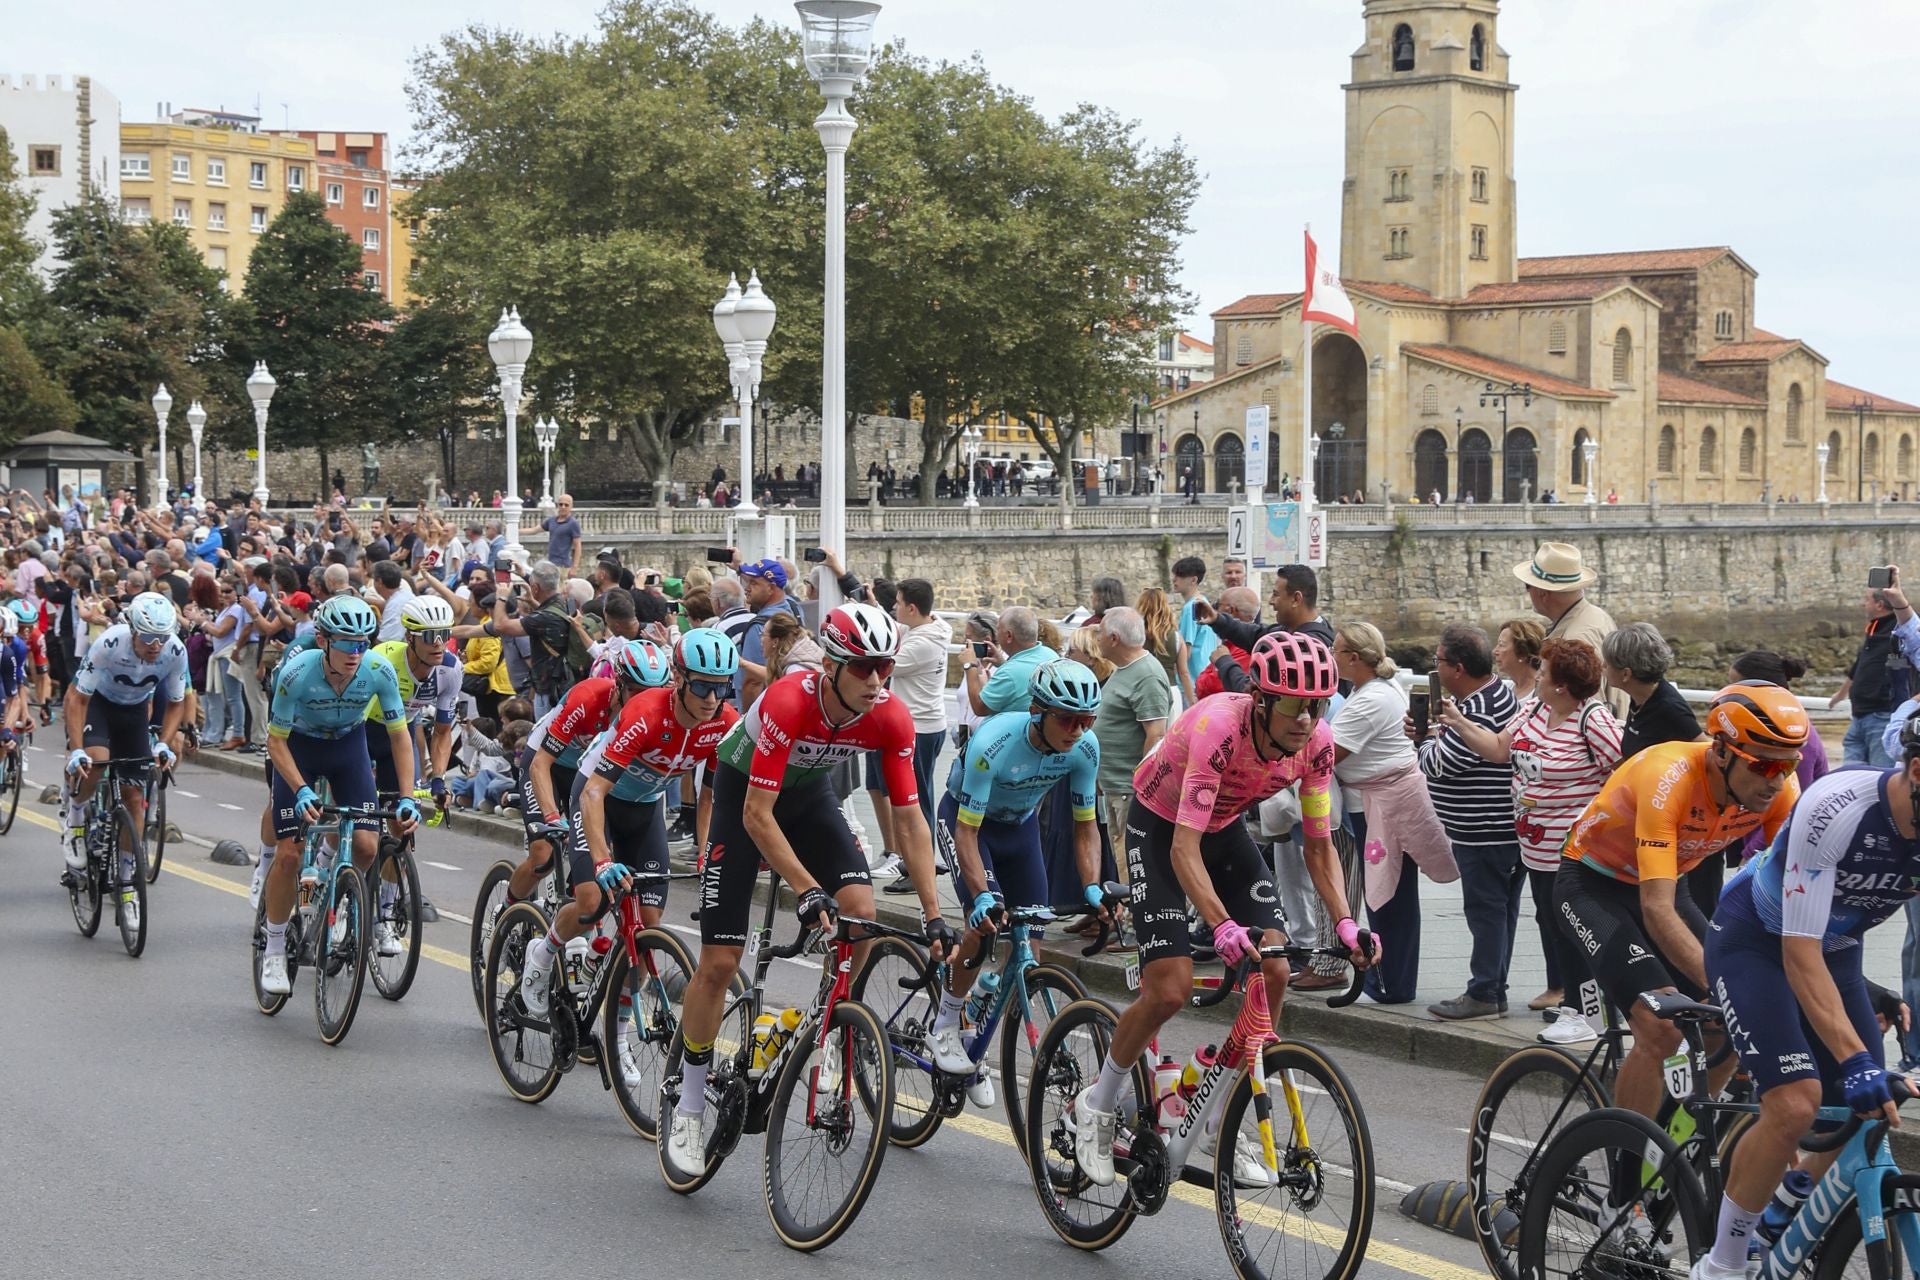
1470, 23, 1487, 71
1786, 383, 1804, 441
1415, 429, 1449, 501
1311, 332, 1370, 501
1738, 427, 1757, 476
1865, 431, 1882, 481
1698, 425, 1719, 475
1612, 328, 1634, 386
1458, 429, 1492, 503
1392, 23, 1416, 71
1657, 424, 1677, 475
1570, 428, 1590, 487
1174, 433, 1205, 492
1213, 432, 1245, 494
1900, 434, 1914, 481
1503, 428, 1538, 502
1825, 430, 1844, 478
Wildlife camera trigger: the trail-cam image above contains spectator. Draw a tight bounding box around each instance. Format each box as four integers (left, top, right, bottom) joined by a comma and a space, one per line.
953, 610, 997, 753
542, 493, 585, 573
1221, 557, 1247, 589
1513, 541, 1625, 717
1417, 625, 1521, 1021
1730, 651, 1829, 855
736, 559, 802, 709
1193, 586, 1258, 699
1062, 575, 1125, 630
1064, 624, 1112, 682
1197, 562, 1334, 655
370, 560, 415, 642
1834, 571, 1920, 766
890, 578, 952, 825
1441, 637, 1623, 1044
1170, 556, 1217, 706
1495, 618, 1545, 703
967, 605, 1048, 715
761, 611, 822, 680
462, 560, 581, 718
1605, 623, 1700, 763
1093, 607, 1170, 885
711, 576, 753, 655
1135, 587, 1182, 699
1330, 620, 1457, 1004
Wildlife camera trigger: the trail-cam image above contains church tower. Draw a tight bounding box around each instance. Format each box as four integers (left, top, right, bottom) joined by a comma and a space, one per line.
1339, 0, 1517, 300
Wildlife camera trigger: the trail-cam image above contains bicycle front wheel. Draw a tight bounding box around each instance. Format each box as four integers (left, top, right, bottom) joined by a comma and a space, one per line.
1024, 997, 1151, 1252
603, 927, 698, 1140
469, 859, 518, 1018
314, 865, 369, 1046
111, 804, 149, 958
69, 836, 102, 937
1468, 1044, 1611, 1280
1215, 1040, 1374, 1280
251, 894, 290, 1016
485, 901, 561, 1103
848, 935, 944, 1149
1809, 1170, 1919, 1279
0, 746, 22, 835
369, 840, 424, 1002
1000, 961, 1087, 1156
1517, 1106, 1711, 1280
144, 774, 167, 882
764, 999, 893, 1252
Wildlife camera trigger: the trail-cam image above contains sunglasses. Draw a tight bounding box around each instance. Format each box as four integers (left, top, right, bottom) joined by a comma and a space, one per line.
1048, 711, 1097, 731
1725, 741, 1800, 780
843, 657, 895, 680
1267, 695, 1329, 721
685, 677, 732, 700
412, 629, 450, 645
328, 638, 371, 655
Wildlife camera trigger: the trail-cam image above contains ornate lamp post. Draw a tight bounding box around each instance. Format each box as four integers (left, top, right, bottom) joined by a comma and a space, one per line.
1479, 379, 1532, 504
487, 307, 534, 563
1816, 439, 1831, 504
962, 424, 982, 508
534, 415, 559, 513
245, 362, 276, 505
150, 383, 172, 508
714, 270, 778, 518
187, 400, 207, 506
1853, 394, 1874, 502
1582, 436, 1599, 505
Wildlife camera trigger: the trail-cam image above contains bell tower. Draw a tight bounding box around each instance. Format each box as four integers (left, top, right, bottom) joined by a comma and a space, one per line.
1339, 0, 1517, 300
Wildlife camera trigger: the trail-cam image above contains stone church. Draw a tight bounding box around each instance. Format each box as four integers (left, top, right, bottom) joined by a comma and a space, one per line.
1156, 0, 1920, 504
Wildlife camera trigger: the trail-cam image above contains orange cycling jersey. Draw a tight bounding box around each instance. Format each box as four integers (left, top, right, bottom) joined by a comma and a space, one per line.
1563, 739, 1799, 884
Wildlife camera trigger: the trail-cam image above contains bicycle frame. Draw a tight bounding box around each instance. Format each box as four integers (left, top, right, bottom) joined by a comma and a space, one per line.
1155, 968, 1288, 1179
1757, 1114, 1919, 1280
874, 919, 1045, 1080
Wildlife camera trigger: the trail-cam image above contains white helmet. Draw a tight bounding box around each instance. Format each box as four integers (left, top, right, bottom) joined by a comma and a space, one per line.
400, 595, 456, 633
123, 591, 178, 639
819, 602, 900, 663
0, 610, 15, 640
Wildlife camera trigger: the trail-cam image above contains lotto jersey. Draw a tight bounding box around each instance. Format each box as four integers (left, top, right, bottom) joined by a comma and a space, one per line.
269, 646, 405, 740
1133, 693, 1334, 837
364, 639, 461, 725
582, 686, 738, 804
1564, 739, 1798, 884
527, 677, 618, 769
945, 709, 1098, 827
72, 624, 188, 707
715, 669, 918, 800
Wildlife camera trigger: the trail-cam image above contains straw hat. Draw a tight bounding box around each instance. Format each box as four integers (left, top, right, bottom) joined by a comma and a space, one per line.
1512, 541, 1598, 591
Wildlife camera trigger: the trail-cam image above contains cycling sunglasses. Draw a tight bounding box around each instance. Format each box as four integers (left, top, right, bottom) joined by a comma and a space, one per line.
844, 657, 895, 680
411, 628, 451, 645
1267, 694, 1329, 721
684, 677, 732, 700
1725, 741, 1800, 780
1048, 711, 1097, 732
328, 638, 372, 655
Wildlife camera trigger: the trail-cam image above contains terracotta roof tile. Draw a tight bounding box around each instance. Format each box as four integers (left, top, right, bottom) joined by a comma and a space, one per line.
1401, 344, 1614, 401
1463, 278, 1633, 304
1210, 292, 1301, 318
1696, 338, 1803, 364
1825, 378, 1920, 415
1343, 279, 1438, 303
1179, 333, 1214, 353
1657, 371, 1764, 408
1518, 247, 1731, 277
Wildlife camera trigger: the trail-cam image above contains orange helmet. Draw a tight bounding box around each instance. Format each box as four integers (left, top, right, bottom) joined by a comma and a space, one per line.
1706, 681, 1809, 752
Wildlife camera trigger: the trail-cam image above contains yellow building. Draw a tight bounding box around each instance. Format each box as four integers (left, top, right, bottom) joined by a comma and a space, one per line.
117, 121, 316, 292
388, 177, 424, 309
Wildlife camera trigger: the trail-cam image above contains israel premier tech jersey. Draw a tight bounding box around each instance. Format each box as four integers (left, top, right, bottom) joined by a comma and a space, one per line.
269, 647, 406, 740
944, 710, 1098, 827
72, 624, 188, 707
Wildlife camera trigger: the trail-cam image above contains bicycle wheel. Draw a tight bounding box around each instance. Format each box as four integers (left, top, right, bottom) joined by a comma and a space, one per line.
603, 927, 697, 1140
251, 895, 290, 1016
764, 999, 893, 1252
0, 746, 22, 835
144, 773, 167, 882
369, 840, 424, 1002
1468, 1044, 1612, 1280
1809, 1170, 1920, 1280
1517, 1106, 1712, 1280
1215, 1040, 1374, 1280
657, 976, 756, 1194
1024, 997, 1152, 1252
469, 859, 518, 1018
848, 935, 944, 1149
69, 843, 103, 937
314, 865, 370, 1046
485, 901, 562, 1103
111, 805, 150, 958
1000, 962, 1087, 1157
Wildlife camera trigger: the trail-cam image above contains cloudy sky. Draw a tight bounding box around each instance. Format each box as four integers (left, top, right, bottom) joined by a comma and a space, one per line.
12, 0, 1916, 397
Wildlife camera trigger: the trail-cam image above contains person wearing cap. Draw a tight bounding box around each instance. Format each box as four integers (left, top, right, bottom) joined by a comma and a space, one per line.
284, 591, 316, 645
1513, 541, 1625, 718
735, 558, 801, 709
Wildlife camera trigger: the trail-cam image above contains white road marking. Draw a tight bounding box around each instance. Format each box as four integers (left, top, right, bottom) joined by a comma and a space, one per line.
438, 909, 473, 925
424, 861, 462, 872
1453, 1125, 1537, 1150
173, 789, 198, 798
217, 802, 243, 811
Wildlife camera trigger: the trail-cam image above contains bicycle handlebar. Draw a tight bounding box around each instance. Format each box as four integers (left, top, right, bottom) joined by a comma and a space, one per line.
1191, 941, 1372, 1011
1797, 1075, 1915, 1154
961, 895, 1128, 972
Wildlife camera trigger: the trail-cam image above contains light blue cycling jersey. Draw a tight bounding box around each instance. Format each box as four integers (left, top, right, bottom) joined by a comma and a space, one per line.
72, 624, 188, 707
1722, 766, 1920, 952
944, 709, 1099, 827
268, 646, 405, 741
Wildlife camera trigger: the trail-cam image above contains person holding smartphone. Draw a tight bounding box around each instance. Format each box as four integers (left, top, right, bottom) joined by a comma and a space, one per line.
1835, 565, 1920, 768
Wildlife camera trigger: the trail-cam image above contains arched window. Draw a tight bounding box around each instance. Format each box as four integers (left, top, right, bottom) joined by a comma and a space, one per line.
1415, 429, 1449, 501
1503, 428, 1538, 503
1786, 383, 1803, 441
1470, 24, 1487, 71
1470, 226, 1488, 260
1570, 428, 1590, 486
1612, 327, 1633, 386
1213, 432, 1245, 493
1548, 321, 1567, 355
1901, 434, 1914, 480
1657, 423, 1677, 474
1714, 310, 1734, 340
1235, 333, 1253, 366
1698, 425, 1719, 474
1458, 429, 1492, 503
1420, 384, 1438, 416
1738, 427, 1757, 475
1826, 430, 1844, 477
1866, 432, 1882, 478
1392, 23, 1416, 71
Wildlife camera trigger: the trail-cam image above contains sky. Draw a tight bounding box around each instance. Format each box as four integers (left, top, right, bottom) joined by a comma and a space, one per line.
11, 0, 1918, 398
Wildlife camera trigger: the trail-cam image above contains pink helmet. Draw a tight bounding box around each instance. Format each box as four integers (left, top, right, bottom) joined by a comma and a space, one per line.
1247, 632, 1337, 698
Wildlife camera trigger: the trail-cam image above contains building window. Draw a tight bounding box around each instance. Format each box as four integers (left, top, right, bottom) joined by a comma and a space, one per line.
29, 145, 60, 176
1470, 23, 1487, 71
1656, 424, 1677, 474
349, 149, 369, 167
207, 245, 227, 272
1421, 384, 1438, 416
1386, 167, 1410, 201
363, 187, 381, 210
1548, 320, 1567, 355
207, 202, 226, 230
120, 198, 152, 225
287, 165, 305, 192
409, 259, 421, 280
1714, 309, 1733, 340
1866, 432, 1882, 478
1159, 335, 1175, 362
1470, 225, 1488, 260
1739, 427, 1757, 475
1571, 428, 1590, 487
121, 153, 151, 179
1234, 333, 1253, 366
363, 228, 381, 250
1471, 167, 1489, 202
408, 218, 421, 242
362, 271, 381, 291
1902, 434, 1915, 481
1392, 23, 1416, 71
171, 154, 191, 181
207, 157, 226, 185
250, 206, 268, 233
1698, 425, 1719, 474
1826, 431, 1843, 477
1387, 226, 1412, 259
1611, 327, 1633, 386
172, 200, 192, 227
1786, 383, 1803, 441
325, 182, 344, 205
249, 161, 268, 189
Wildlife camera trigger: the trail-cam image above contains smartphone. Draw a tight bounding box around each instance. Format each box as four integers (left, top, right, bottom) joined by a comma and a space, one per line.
494, 567, 510, 586
1428, 669, 1444, 711
1408, 686, 1431, 740
328, 512, 342, 532
1869, 566, 1895, 590
971, 640, 991, 660
423, 548, 442, 569
705, 547, 735, 564
803, 547, 829, 564
645, 573, 663, 588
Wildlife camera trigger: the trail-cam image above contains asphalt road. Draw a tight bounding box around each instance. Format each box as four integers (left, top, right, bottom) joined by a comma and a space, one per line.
0, 748, 1498, 1280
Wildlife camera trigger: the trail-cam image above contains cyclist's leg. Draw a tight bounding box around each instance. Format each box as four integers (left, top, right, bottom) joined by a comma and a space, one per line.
785, 777, 876, 964
262, 734, 325, 939
934, 793, 1005, 1003
319, 729, 381, 875
677, 767, 762, 1115
621, 796, 671, 930
69, 690, 119, 813
1211, 820, 1290, 1030
506, 758, 569, 901
1102, 800, 1195, 1096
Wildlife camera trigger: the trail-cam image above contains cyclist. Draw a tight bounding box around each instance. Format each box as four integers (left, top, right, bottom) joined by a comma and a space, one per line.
1694, 726, 1920, 1280
1073, 631, 1373, 1189
0, 609, 28, 771
925, 659, 1107, 1084
520, 633, 739, 1017
258, 595, 419, 997
1554, 681, 1807, 1134
663, 602, 954, 1179
62, 594, 190, 928
9, 598, 50, 725
248, 617, 325, 906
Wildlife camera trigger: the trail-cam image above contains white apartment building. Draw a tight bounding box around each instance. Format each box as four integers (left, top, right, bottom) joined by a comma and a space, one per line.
0, 73, 121, 275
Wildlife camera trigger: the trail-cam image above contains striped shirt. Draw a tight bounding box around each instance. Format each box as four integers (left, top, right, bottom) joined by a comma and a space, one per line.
1417, 677, 1517, 848
1507, 695, 1623, 872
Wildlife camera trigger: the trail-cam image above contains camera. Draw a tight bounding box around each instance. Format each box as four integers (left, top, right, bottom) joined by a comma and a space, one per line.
803, 548, 829, 564
705, 547, 735, 564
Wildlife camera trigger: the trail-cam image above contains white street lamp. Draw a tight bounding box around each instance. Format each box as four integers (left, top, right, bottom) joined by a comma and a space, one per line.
962, 424, 982, 508
714, 270, 778, 517
797, 0, 881, 600
1582, 436, 1599, 505
245, 362, 276, 505
150, 383, 173, 509
1816, 439, 1831, 504
186, 399, 207, 507
534, 415, 560, 513
487, 306, 534, 563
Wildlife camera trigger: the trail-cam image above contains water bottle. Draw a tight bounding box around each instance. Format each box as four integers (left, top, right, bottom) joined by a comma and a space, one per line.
749, 1012, 780, 1078
563, 936, 594, 993
1153, 1054, 1186, 1129
1753, 1168, 1814, 1253
1177, 1044, 1221, 1103
298, 865, 319, 910
964, 969, 1002, 1027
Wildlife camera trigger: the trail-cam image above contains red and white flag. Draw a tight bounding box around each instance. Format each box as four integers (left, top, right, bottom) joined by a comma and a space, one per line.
1303, 230, 1359, 338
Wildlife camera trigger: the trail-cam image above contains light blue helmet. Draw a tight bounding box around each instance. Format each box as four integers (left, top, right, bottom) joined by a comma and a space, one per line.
1030, 659, 1102, 715
610, 638, 673, 689
8, 599, 36, 628
675, 627, 739, 679
315, 594, 379, 640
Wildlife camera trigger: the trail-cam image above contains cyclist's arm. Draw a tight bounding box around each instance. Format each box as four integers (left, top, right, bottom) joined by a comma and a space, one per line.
1069, 738, 1103, 894
741, 786, 815, 893
950, 819, 992, 902
890, 794, 943, 925
266, 732, 305, 793
528, 748, 562, 820
62, 682, 88, 750
1168, 820, 1234, 930
1637, 876, 1707, 990
1783, 936, 1869, 1066
1301, 831, 1354, 930
425, 719, 454, 780
155, 694, 186, 745
387, 721, 417, 798
949, 732, 999, 899
579, 772, 614, 865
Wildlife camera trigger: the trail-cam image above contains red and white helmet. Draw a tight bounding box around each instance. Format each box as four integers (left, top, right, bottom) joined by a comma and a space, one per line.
1247, 632, 1337, 698
819, 602, 899, 662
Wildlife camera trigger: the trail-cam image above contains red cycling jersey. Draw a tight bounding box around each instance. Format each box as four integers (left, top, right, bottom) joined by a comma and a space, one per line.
716, 669, 918, 801
587, 686, 739, 801
529, 677, 617, 765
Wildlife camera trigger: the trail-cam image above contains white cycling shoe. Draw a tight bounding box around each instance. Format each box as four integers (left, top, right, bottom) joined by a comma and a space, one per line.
664, 1111, 707, 1179
1199, 1127, 1279, 1189
374, 920, 403, 958
1689, 1254, 1756, 1280
1538, 1007, 1600, 1045
925, 1023, 974, 1075
118, 891, 140, 934
1072, 1087, 1118, 1187
967, 1071, 996, 1109
519, 957, 553, 1018
261, 953, 292, 996
63, 829, 87, 872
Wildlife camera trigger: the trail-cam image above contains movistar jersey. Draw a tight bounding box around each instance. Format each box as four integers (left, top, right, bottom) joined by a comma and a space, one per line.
72, 624, 188, 707
365, 639, 461, 725
944, 709, 1098, 827
269, 647, 405, 740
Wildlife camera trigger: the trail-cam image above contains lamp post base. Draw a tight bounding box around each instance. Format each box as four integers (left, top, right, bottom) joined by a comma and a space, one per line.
252, 486, 270, 506
501, 495, 528, 565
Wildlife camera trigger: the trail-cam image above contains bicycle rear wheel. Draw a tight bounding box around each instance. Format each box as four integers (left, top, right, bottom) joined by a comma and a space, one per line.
251, 895, 291, 1015
764, 999, 893, 1252
111, 805, 149, 958
1024, 997, 1152, 1252
1517, 1106, 1710, 1280
848, 935, 944, 1149
144, 773, 167, 882
1468, 1044, 1611, 1280
469, 859, 518, 1018
314, 865, 370, 1046
603, 927, 698, 1140
657, 979, 756, 1194
1216, 1040, 1374, 1280
1000, 962, 1087, 1157
369, 839, 424, 1002
69, 830, 102, 938
0, 746, 22, 835
485, 901, 562, 1103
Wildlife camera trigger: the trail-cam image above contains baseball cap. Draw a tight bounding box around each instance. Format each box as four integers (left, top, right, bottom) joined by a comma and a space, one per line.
285, 591, 313, 612
740, 559, 787, 589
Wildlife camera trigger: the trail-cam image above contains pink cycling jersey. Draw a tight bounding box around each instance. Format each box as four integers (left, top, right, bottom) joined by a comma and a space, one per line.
1132, 693, 1335, 836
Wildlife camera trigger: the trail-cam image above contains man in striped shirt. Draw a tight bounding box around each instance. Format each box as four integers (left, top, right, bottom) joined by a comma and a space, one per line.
1416, 625, 1520, 1020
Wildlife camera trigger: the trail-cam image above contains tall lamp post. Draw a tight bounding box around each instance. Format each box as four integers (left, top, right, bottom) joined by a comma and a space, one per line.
713, 270, 778, 519
1479, 379, 1532, 503
246, 362, 276, 505
487, 307, 534, 564
1816, 439, 1832, 504
1582, 436, 1599, 505
1853, 395, 1874, 502
150, 383, 172, 509
187, 400, 207, 507
534, 416, 559, 513
962, 424, 982, 508
797, 0, 882, 597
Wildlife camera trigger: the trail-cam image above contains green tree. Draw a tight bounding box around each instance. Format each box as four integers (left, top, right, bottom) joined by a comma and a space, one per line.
384, 301, 492, 494
0, 127, 75, 442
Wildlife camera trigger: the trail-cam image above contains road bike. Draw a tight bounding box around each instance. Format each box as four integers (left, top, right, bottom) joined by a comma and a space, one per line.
249, 802, 399, 1046
1024, 943, 1375, 1280
0, 725, 26, 836
656, 868, 913, 1253
63, 756, 153, 958
483, 870, 700, 1139
365, 788, 427, 1002
139, 725, 192, 883
468, 821, 569, 1018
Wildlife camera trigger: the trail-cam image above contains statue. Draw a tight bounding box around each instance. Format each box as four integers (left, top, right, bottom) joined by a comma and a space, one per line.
361, 442, 380, 494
